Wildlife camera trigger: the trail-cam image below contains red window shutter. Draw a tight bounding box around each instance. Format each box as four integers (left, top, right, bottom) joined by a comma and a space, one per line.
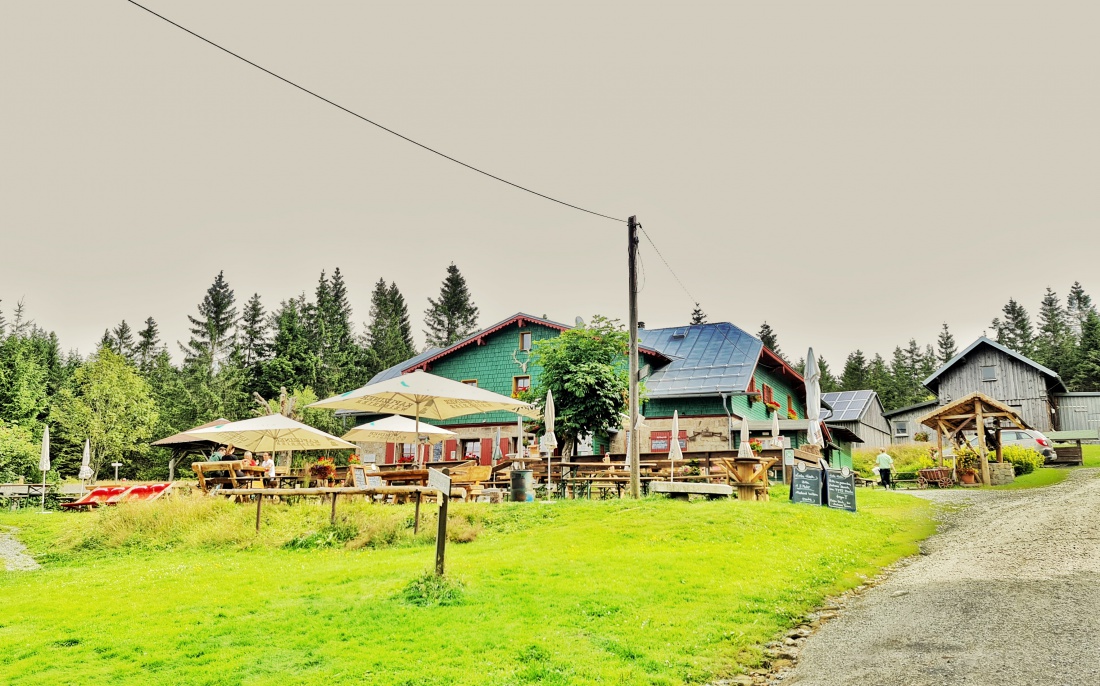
384, 442, 395, 464
499, 437, 511, 460
444, 440, 458, 461
678, 430, 687, 450
480, 438, 494, 466
748, 377, 756, 393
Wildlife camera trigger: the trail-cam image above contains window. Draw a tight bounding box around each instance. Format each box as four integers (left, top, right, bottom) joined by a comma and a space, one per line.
513, 376, 531, 397
649, 430, 687, 452
519, 332, 533, 351
462, 439, 481, 460
894, 421, 909, 437
462, 379, 478, 387
787, 395, 795, 415
401, 443, 417, 459
980, 365, 997, 382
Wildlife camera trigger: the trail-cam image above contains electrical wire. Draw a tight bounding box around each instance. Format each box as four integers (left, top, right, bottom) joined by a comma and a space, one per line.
639, 226, 698, 305
123, 0, 625, 223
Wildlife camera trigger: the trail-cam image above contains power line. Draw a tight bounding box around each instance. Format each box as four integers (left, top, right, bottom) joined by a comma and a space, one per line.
123, 0, 625, 223
638, 226, 698, 305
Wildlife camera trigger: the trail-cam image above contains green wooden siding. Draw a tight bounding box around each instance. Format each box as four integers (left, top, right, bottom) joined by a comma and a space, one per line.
429, 323, 560, 426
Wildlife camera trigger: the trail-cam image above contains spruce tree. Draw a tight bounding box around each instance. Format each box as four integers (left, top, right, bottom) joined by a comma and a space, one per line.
757, 321, 782, 358
936, 323, 957, 363
817, 355, 839, 393
136, 317, 161, 371
866, 354, 894, 408
839, 350, 868, 391
1035, 287, 1073, 376
112, 320, 136, 361
690, 304, 707, 325
98, 329, 114, 352
237, 294, 269, 366
183, 271, 238, 368
0, 299, 6, 338
1071, 310, 1100, 391
424, 263, 479, 347
991, 298, 1035, 357
1067, 281, 1095, 335
261, 295, 319, 396
367, 279, 416, 369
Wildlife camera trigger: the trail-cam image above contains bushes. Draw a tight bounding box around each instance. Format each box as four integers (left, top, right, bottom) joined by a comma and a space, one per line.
853, 444, 939, 478
1002, 445, 1044, 476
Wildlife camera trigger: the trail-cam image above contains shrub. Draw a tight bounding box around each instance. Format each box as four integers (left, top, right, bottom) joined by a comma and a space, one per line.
853, 444, 939, 478
913, 432, 930, 443
1002, 445, 1044, 476
401, 571, 465, 607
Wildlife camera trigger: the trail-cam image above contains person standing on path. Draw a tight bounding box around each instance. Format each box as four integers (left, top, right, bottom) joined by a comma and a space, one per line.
875, 449, 894, 489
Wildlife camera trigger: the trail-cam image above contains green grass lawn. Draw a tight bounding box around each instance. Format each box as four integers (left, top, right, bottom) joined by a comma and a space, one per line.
1082, 444, 1100, 468
0, 492, 934, 686
992, 467, 1068, 490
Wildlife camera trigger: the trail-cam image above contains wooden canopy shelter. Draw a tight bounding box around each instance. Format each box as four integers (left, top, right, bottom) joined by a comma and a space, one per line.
151, 418, 230, 481
917, 393, 1028, 486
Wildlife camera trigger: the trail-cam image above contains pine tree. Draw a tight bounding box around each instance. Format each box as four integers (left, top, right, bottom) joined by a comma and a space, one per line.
1067, 281, 1095, 336
865, 354, 894, 408
817, 355, 839, 393
136, 317, 161, 372
98, 329, 114, 352
112, 320, 136, 361
991, 298, 1035, 357
690, 304, 707, 325
757, 322, 782, 359
367, 279, 416, 369
424, 263, 479, 347
183, 271, 238, 369
1035, 287, 1073, 376
0, 299, 6, 338
1071, 310, 1100, 391
936, 323, 957, 363
237, 294, 268, 366
261, 295, 319, 396
839, 350, 868, 391
11, 300, 32, 338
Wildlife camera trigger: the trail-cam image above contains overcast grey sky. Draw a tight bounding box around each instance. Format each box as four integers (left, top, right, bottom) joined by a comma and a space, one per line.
2, 1, 1098, 367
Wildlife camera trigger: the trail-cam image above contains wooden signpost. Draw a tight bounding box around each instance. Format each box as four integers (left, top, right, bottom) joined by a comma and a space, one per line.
790, 461, 823, 506
428, 468, 452, 576
825, 467, 857, 512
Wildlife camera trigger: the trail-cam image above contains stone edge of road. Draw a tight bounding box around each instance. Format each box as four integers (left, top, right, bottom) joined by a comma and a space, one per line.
706, 492, 972, 686
0, 526, 41, 572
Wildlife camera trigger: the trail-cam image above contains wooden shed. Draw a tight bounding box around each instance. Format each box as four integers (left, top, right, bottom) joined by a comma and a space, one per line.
822, 390, 891, 447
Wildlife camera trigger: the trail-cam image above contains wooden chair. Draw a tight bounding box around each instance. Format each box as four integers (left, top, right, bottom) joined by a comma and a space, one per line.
450, 466, 492, 501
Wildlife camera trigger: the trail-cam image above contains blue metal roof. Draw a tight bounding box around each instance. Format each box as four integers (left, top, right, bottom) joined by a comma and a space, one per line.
638, 322, 762, 398
367, 347, 444, 384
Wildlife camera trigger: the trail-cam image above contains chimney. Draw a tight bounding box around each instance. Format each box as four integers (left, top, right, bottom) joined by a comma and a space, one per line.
638, 321, 645, 329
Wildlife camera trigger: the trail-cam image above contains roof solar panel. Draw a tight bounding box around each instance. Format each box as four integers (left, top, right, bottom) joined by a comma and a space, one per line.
822, 391, 876, 421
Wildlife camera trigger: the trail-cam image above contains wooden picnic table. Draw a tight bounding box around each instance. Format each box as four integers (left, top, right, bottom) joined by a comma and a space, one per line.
378, 469, 429, 486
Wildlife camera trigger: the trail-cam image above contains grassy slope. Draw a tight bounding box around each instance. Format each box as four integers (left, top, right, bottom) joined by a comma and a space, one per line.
992, 467, 1067, 490
1082, 444, 1100, 468
0, 493, 934, 686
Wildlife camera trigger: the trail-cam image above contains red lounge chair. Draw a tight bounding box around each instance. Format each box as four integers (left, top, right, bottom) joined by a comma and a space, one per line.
59, 486, 126, 510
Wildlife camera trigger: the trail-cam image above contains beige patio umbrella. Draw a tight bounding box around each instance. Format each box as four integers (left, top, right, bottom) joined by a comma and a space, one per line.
310, 370, 538, 467
737, 416, 755, 459
341, 415, 456, 445
668, 411, 684, 482
543, 390, 558, 490
805, 348, 825, 448
189, 414, 356, 453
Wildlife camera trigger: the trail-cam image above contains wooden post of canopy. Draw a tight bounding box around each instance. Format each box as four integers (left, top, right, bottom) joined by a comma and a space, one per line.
995, 424, 1004, 463
974, 398, 990, 486
936, 421, 945, 468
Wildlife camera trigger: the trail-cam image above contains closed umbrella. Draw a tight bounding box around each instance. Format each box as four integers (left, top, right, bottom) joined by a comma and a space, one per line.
78, 439, 93, 495
668, 411, 684, 482
771, 406, 781, 439
737, 417, 754, 459
805, 348, 824, 447
544, 390, 557, 491
310, 370, 537, 467
39, 425, 50, 510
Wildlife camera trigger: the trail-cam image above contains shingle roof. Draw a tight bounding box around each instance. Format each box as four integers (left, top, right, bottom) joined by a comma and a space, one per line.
821, 390, 877, 422
368, 347, 445, 384
639, 323, 762, 398
923, 336, 1067, 392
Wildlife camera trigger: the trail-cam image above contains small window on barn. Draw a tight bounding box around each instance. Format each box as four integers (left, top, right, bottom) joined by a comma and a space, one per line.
894, 421, 909, 437
512, 376, 531, 397
980, 365, 997, 382
519, 332, 533, 351
462, 379, 478, 387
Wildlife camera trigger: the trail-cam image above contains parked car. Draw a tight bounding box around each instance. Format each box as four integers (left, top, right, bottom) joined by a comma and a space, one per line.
967, 429, 1056, 460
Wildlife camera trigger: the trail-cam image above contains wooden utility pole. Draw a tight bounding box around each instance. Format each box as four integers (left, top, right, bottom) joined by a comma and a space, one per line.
628, 216, 641, 499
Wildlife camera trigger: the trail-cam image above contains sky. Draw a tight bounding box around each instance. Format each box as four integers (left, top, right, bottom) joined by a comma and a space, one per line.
2, 1, 1098, 368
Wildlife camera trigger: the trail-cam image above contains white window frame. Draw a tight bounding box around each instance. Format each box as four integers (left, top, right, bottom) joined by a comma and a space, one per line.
894, 421, 909, 437
519, 332, 533, 351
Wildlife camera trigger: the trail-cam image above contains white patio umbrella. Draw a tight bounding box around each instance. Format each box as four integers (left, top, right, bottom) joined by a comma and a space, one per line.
310, 370, 538, 467
39, 425, 50, 510
737, 417, 755, 459
78, 439, 93, 495
189, 414, 356, 454
771, 406, 781, 439
804, 348, 825, 447
341, 415, 456, 446
668, 411, 684, 482
543, 390, 558, 491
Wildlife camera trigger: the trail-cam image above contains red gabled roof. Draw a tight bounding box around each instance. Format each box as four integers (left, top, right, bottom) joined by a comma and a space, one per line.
403, 312, 670, 373
756, 347, 807, 395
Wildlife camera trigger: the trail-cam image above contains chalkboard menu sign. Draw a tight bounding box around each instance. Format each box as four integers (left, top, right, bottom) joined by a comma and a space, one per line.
825, 467, 857, 512
351, 465, 368, 488
790, 462, 823, 506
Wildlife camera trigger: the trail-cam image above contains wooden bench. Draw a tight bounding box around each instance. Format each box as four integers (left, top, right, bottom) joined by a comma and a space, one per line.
449, 466, 492, 501
650, 481, 733, 500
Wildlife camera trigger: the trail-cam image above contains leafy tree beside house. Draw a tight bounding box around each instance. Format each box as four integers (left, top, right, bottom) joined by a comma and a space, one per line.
424, 264, 479, 348
527, 316, 631, 458
50, 347, 159, 481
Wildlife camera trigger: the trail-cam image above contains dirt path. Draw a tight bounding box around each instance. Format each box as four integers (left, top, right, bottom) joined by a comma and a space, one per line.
0, 527, 39, 572
780, 469, 1100, 685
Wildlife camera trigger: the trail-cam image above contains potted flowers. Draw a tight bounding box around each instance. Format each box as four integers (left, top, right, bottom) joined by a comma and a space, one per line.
955, 447, 980, 485
309, 457, 336, 484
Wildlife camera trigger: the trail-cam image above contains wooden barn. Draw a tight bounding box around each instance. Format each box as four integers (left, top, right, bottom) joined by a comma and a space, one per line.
821, 390, 891, 448
923, 336, 1066, 433
882, 400, 938, 444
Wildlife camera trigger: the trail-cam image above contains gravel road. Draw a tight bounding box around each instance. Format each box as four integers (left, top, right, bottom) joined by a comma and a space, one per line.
780, 469, 1100, 686
0, 527, 39, 572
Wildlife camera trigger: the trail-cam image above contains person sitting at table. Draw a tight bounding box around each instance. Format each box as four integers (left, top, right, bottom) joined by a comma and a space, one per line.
241, 451, 256, 467
260, 453, 276, 488
206, 445, 231, 479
